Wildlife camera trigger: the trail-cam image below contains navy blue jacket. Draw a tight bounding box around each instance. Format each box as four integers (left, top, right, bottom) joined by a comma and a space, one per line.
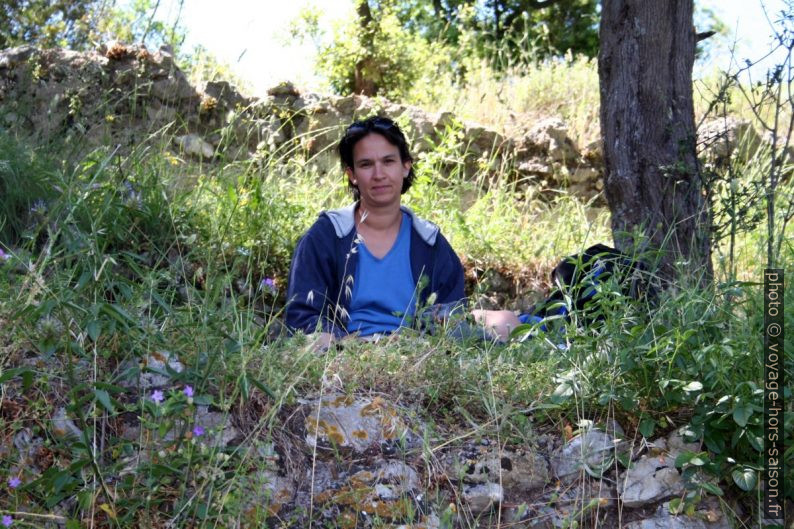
286, 203, 465, 337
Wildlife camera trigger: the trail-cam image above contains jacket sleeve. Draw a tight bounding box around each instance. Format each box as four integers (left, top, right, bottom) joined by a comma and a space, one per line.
431, 232, 466, 306
285, 218, 347, 337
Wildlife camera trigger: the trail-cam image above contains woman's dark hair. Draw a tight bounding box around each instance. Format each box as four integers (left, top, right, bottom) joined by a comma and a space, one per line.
338, 116, 415, 200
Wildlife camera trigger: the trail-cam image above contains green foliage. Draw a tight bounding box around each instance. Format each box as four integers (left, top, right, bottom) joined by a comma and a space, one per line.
693, 4, 732, 64
543, 269, 793, 505
0, 134, 59, 243
0, 0, 102, 49
0, 131, 791, 526
293, 0, 600, 101
407, 52, 601, 147
96, 0, 187, 56
392, 0, 600, 65
1, 47, 792, 523
403, 118, 611, 268
0, 0, 238, 95
314, 0, 443, 99
0, 136, 313, 526
0, 0, 186, 54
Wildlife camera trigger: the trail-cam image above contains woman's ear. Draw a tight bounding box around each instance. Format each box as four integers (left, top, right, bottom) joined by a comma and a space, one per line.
403, 161, 412, 178
345, 167, 357, 185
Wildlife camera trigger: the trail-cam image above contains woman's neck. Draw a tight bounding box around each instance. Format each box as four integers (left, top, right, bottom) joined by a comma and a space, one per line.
356, 202, 402, 232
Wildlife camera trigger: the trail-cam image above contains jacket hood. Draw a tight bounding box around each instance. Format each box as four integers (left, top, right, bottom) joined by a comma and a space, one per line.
323, 202, 439, 245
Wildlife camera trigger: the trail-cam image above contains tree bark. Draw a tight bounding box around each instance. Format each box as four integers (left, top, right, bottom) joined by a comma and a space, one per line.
598, 0, 713, 285
354, 0, 378, 96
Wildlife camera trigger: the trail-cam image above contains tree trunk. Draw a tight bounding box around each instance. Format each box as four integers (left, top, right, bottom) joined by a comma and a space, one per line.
354, 0, 378, 96
598, 0, 713, 285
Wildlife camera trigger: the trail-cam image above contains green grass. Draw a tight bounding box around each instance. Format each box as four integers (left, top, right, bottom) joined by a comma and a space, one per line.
406, 53, 793, 162
407, 54, 601, 148
0, 92, 792, 528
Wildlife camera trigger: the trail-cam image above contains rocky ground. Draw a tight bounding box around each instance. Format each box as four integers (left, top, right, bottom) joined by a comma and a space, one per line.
0, 42, 780, 528
1, 344, 740, 528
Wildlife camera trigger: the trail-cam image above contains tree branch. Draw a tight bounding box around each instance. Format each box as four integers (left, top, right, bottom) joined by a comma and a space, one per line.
696, 30, 716, 42
502, 0, 567, 31
522, 0, 566, 8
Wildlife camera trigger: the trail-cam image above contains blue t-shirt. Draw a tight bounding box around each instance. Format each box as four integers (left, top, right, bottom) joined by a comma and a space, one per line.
347, 213, 417, 336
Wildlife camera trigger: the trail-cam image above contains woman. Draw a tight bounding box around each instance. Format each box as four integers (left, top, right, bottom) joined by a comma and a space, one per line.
285, 116, 466, 346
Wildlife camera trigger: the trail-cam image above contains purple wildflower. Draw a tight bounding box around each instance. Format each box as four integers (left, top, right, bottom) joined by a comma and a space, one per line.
150, 390, 164, 404
183, 385, 194, 398
192, 425, 205, 437
260, 277, 277, 292
1, 515, 11, 527
7, 476, 21, 489
0, 249, 8, 261
30, 199, 47, 215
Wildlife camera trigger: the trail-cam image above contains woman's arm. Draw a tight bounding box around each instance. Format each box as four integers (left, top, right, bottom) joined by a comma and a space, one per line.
432, 232, 466, 305
285, 218, 347, 337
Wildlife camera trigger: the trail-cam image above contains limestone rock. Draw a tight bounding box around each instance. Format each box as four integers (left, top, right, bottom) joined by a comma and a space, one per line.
246, 469, 295, 515
0, 45, 36, 69
465, 124, 504, 157
304, 394, 417, 454
331, 94, 357, 115
310, 459, 421, 523
618, 428, 703, 507
150, 71, 196, 101
13, 428, 39, 452
52, 407, 82, 440
149, 48, 176, 76
119, 350, 184, 389
375, 459, 421, 493
145, 102, 177, 123
762, 129, 794, 164
623, 499, 732, 529
296, 103, 344, 155
444, 446, 549, 492
699, 117, 762, 161
120, 405, 239, 447
395, 514, 441, 529
663, 428, 701, 455
553, 428, 624, 478
518, 158, 553, 177
525, 117, 580, 163
462, 482, 503, 513
292, 92, 324, 111
618, 455, 684, 507
394, 106, 436, 147
267, 81, 299, 97
0, 45, 604, 198
191, 405, 240, 447
254, 116, 285, 150
581, 138, 603, 167
201, 80, 248, 110
174, 133, 214, 160
434, 110, 457, 130
570, 165, 600, 183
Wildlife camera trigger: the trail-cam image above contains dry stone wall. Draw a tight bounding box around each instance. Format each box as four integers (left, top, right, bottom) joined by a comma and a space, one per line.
0, 44, 605, 199
0, 44, 781, 205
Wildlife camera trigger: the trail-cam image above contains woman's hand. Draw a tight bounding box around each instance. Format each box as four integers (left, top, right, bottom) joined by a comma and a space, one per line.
471, 309, 521, 342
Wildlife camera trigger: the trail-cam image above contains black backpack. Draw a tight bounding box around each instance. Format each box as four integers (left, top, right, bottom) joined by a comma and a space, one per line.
529, 244, 655, 324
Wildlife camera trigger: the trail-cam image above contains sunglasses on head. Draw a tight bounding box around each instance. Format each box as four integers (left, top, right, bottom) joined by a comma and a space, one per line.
345, 116, 396, 133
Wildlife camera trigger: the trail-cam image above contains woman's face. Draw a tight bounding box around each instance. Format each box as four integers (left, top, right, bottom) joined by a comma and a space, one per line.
346, 133, 412, 210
